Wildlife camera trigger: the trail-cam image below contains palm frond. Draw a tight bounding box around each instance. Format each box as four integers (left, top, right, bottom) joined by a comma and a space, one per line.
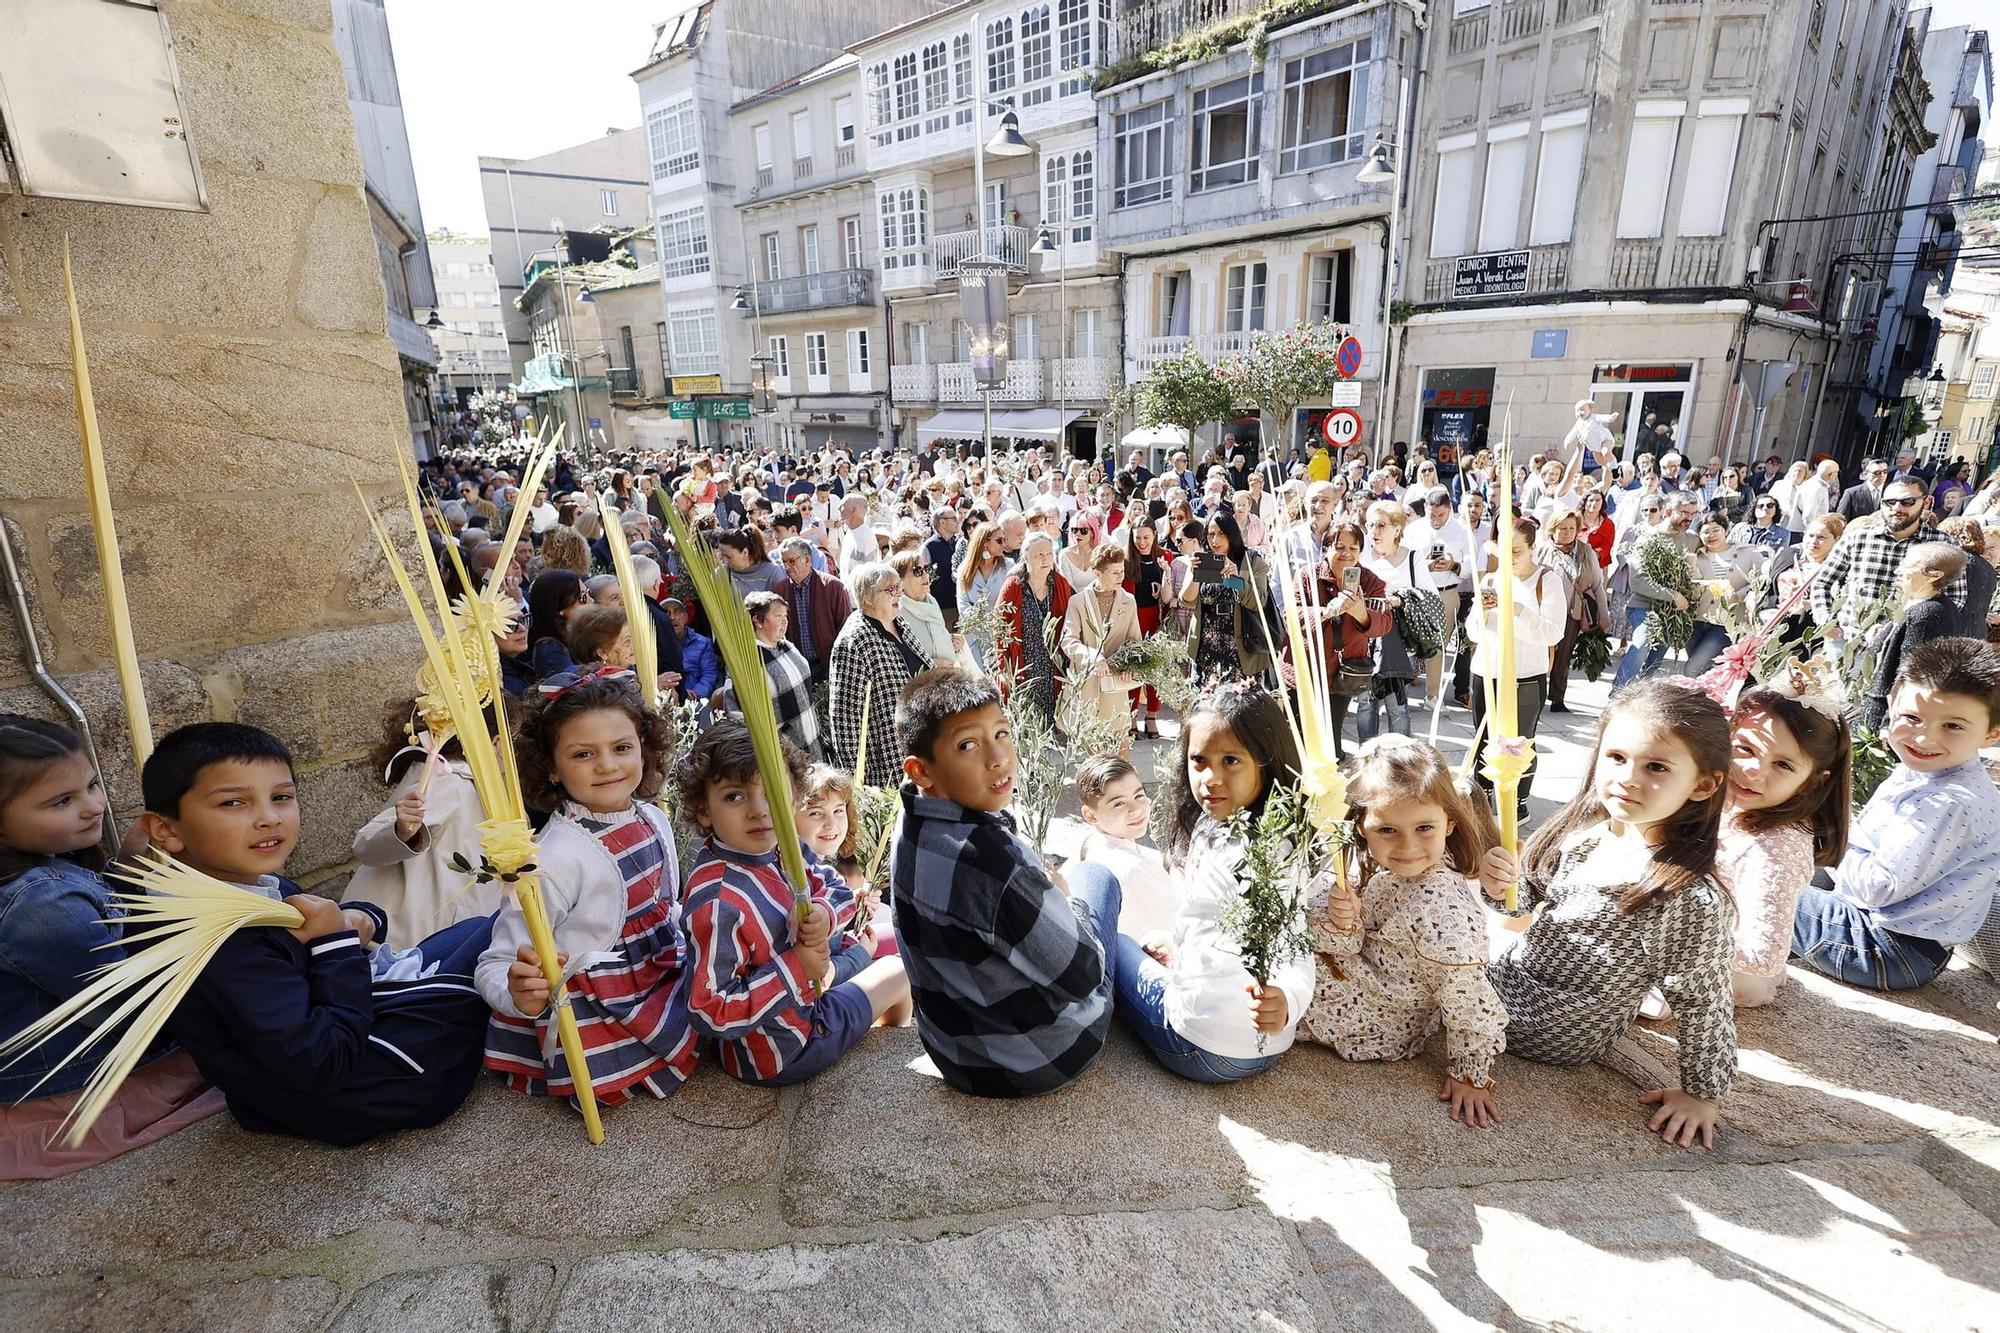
661, 505, 813, 915
0, 852, 302, 1147
598, 494, 660, 708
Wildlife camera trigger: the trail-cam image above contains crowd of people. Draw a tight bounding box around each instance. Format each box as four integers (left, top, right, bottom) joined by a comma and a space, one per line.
4, 412, 1999, 1185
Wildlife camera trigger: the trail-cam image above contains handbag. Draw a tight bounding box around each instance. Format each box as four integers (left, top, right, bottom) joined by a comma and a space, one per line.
1329, 616, 1374, 697
1394, 552, 1449, 659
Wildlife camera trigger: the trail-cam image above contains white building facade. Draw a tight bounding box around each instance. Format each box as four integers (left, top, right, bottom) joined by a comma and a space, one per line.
1096, 0, 1413, 463
867, 0, 1126, 461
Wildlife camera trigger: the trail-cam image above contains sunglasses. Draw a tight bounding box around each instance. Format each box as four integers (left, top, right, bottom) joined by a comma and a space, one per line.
1883, 496, 1924, 509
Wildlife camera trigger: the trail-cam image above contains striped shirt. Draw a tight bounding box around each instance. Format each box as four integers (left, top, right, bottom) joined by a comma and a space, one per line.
683, 839, 857, 1081
889, 784, 1111, 1098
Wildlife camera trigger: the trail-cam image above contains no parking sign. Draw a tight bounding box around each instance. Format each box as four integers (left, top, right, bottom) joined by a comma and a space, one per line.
1321, 408, 1363, 449
1335, 335, 1363, 379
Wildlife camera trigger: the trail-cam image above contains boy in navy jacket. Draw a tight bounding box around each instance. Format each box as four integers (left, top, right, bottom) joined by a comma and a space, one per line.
139, 723, 493, 1146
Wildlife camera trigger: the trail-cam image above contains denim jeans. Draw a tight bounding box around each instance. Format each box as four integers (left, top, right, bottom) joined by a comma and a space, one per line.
1612, 605, 1670, 689
1790, 883, 1953, 991
1357, 681, 1412, 742
1066, 862, 1280, 1085
1683, 620, 1731, 677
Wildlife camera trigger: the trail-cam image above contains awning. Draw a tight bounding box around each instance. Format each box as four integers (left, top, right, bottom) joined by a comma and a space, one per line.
1120, 424, 1191, 450
990, 408, 1085, 440
914, 409, 988, 443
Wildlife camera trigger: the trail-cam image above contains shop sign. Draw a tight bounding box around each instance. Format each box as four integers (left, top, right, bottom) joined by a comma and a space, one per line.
1432, 409, 1479, 446
1592, 363, 1694, 384
671, 374, 724, 395
1452, 250, 1529, 298
1423, 388, 1493, 408
700, 397, 753, 420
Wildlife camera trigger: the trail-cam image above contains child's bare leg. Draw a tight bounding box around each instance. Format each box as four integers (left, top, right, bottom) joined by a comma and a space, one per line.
853, 955, 913, 1026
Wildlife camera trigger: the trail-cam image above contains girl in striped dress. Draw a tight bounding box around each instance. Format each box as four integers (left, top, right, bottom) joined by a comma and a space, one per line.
476, 670, 699, 1110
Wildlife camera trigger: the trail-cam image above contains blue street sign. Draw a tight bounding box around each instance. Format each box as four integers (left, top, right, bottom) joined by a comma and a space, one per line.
588, 417, 602, 429
1531, 329, 1568, 359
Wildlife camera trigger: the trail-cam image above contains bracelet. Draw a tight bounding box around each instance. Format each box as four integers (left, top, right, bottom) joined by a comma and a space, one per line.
1451, 1074, 1497, 1091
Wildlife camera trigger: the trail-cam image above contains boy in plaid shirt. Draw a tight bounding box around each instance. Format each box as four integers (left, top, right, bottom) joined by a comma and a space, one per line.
716, 593, 821, 758
890, 668, 1111, 1097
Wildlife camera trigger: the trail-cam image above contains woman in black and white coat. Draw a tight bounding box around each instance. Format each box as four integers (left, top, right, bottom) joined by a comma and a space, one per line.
828, 561, 934, 787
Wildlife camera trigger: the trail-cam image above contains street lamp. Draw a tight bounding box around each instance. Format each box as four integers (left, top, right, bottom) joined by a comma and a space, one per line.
1032, 223, 1070, 461
963, 19, 1035, 460
548, 216, 592, 463
1353, 72, 1409, 467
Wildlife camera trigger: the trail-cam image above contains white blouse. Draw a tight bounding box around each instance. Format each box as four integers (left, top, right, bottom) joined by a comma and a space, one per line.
1466, 565, 1569, 679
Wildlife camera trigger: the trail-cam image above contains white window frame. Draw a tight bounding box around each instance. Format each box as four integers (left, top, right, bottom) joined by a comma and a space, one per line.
834, 95, 855, 144
791, 109, 814, 163
1530, 111, 1589, 246
1224, 261, 1267, 333
1307, 250, 1351, 323
601, 189, 619, 217
668, 306, 720, 374
805, 331, 830, 386
1073, 307, 1100, 359
762, 232, 783, 281
842, 215, 864, 269
1057, 0, 1093, 79
953, 34, 974, 106
848, 327, 873, 378
1278, 38, 1370, 175
1676, 102, 1746, 238
647, 99, 700, 180
1430, 134, 1478, 258
769, 335, 792, 385
754, 123, 774, 171
1191, 72, 1263, 193
1972, 363, 1997, 399
986, 17, 1016, 93
1114, 101, 1172, 208
1477, 122, 1531, 254
1020, 4, 1053, 103
1617, 105, 1684, 239
656, 205, 712, 279
878, 186, 931, 269
923, 41, 951, 120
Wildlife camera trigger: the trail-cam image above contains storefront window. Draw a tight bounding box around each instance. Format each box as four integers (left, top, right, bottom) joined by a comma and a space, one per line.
1590, 363, 1696, 462
1419, 367, 1496, 455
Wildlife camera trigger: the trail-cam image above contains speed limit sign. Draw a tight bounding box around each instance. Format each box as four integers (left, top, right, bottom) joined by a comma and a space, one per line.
1321, 408, 1363, 448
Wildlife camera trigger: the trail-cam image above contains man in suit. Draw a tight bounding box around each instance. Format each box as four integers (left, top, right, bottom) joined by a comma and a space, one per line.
774, 537, 854, 682
1837, 457, 1890, 522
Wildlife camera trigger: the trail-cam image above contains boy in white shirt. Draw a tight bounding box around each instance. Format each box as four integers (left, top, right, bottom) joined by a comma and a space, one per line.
1074, 756, 1179, 945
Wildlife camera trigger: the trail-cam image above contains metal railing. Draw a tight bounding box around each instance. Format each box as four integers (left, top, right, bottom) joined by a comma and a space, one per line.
756, 166, 774, 188
1420, 243, 1571, 301
835, 144, 855, 168
935, 225, 1034, 279
1555, 0, 1602, 21
608, 366, 641, 398
1052, 356, 1121, 401
793, 156, 813, 180
1111, 0, 1251, 64
752, 267, 874, 314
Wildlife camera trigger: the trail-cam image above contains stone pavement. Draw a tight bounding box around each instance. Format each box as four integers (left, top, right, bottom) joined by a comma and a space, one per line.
3, 678, 1998, 1332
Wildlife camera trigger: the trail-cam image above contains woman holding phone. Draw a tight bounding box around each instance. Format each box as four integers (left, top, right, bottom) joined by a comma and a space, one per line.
1124, 520, 1176, 737
1181, 513, 1272, 683
1290, 519, 1390, 759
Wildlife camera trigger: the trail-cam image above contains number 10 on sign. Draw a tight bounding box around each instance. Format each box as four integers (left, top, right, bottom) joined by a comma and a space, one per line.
1322, 408, 1363, 448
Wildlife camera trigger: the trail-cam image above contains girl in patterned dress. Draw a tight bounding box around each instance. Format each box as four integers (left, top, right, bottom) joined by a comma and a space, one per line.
1485, 680, 1739, 1150
477, 671, 699, 1111
1300, 737, 1513, 1129
1721, 680, 1852, 1007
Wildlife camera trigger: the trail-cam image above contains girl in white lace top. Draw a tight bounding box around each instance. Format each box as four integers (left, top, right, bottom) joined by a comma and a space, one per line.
1721, 684, 1853, 1007
1300, 737, 1515, 1128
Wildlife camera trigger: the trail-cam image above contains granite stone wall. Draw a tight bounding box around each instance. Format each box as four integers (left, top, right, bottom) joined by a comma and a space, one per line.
0, 0, 425, 888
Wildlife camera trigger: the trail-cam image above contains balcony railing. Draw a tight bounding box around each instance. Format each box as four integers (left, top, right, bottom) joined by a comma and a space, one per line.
1110, 0, 1251, 64
1448, 7, 1488, 54
1608, 238, 1662, 287
835, 144, 855, 169
608, 367, 641, 398
935, 225, 1034, 280
793, 155, 813, 179
1498, 0, 1544, 42
753, 267, 874, 314
937, 358, 1045, 403
1668, 235, 1727, 287
891, 363, 937, 403
1051, 357, 1122, 401
1130, 330, 1260, 376
1555, 0, 1602, 21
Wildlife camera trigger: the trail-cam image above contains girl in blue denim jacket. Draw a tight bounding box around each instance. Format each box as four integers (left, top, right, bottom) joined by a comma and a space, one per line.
0, 716, 220, 1178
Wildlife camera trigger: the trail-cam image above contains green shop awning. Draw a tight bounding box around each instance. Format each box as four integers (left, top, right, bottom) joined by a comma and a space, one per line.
510, 354, 605, 395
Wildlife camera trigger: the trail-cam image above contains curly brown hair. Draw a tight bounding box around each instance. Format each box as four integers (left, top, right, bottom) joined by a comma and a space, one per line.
514, 674, 672, 812
367, 698, 465, 786
669, 716, 809, 827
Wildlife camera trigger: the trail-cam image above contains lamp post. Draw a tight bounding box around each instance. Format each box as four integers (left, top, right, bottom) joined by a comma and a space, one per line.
1355, 72, 1409, 467
731, 257, 770, 454
966, 9, 1033, 459
549, 217, 593, 463
1031, 222, 1069, 462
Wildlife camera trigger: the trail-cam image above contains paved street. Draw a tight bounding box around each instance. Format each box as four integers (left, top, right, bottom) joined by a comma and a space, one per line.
6, 672, 1999, 1332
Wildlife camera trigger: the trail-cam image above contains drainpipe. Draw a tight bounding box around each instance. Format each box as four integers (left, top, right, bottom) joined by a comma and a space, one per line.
0, 519, 115, 847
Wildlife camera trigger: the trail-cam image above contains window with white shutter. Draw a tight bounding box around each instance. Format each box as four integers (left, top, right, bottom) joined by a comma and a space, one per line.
1431, 143, 1477, 257
1617, 116, 1681, 238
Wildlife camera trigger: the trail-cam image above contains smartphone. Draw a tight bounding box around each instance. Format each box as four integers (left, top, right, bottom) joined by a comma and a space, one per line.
1192, 553, 1225, 584
1429, 544, 1445, 563
1341, 566, 1361, 594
